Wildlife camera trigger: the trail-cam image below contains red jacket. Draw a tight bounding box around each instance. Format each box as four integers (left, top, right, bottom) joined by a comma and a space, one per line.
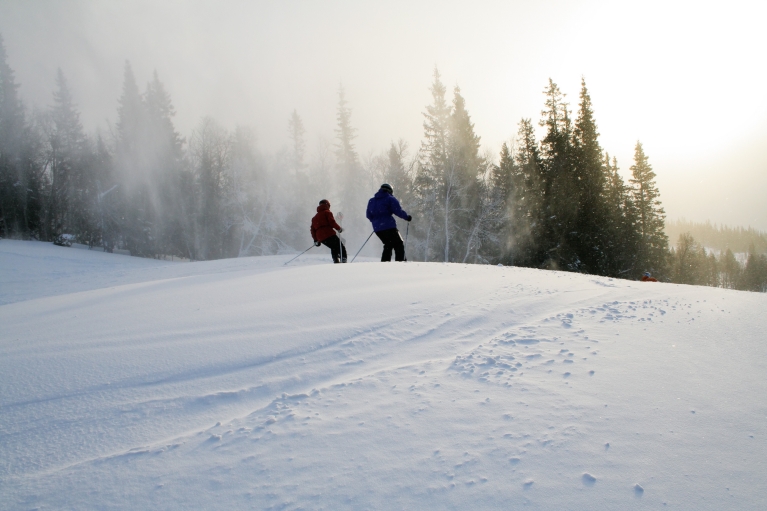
311, 204, 341, 242
641, 275, 658, 282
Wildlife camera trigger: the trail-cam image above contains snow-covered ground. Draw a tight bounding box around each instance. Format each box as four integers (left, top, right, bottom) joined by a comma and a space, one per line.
1, 239, 766, 510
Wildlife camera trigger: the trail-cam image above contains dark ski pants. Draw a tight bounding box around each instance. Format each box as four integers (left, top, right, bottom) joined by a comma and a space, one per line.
375, 228, 406, 262
321, 234, 347, 263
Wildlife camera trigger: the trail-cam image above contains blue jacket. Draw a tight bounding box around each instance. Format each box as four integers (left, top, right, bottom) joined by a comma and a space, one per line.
366, 190, 409, 232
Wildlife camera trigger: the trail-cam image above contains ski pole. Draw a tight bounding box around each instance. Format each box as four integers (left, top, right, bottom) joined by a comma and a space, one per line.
337, 211, 346, 263
283, 244, 315, 266
350, 231, 375, 263
404, 222, 409, 257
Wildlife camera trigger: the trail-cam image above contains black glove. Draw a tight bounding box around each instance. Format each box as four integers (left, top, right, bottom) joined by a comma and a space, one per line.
406, 215, 412, 222
337, 227, 343, 233
314, 241, 321, 247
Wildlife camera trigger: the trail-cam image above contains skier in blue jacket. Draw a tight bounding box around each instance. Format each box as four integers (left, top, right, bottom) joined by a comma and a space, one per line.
366, 183, 412, 262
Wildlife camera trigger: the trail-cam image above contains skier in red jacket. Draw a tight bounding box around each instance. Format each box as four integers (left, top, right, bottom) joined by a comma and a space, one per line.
311, 199, 347, 263
640, 271, 658, 282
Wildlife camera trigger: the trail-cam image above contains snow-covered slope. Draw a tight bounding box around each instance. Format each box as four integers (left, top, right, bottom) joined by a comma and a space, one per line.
1, 239, 766, 510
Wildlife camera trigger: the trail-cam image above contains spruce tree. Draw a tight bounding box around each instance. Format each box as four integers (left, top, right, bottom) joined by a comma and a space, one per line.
114, 61, 152, 255
491, 142, 513, 206
741, 244, 767, 292
719, 248, 741, 289
93, 133, 119, 251
227, 126, 271, 257
572, 78, 611, 274
448, 85, 484, 262
414, 68, 450, 261
191, 117, 230, 260
629, 141, 668, 278
286, 109, 309, 250
514, 118, 546, 266
112, 65, 188, 258
385, 140, 413, 209
47, 69, 88, 240
602, 154, 639, 276
332, 85, 369, 249
539, 79, 577, 270
334, 85, 362, 213
115, 62, 144, 165
489, 142, 515, 263
0, 32, 39, 238
288, 109, 306, 175
144, 70, 187, 258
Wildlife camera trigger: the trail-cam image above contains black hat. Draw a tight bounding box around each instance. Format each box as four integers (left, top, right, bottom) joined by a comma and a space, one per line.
319, 199, 329, 206
380, 183, 393, 194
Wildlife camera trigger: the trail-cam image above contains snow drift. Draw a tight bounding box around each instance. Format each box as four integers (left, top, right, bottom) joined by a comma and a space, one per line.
1, 240, 765, 510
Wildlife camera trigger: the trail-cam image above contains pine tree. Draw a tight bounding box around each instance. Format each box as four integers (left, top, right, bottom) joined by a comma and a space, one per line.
331, 85, 367, 248
491, 142, 513, 205
284, 110, 309, 250
539, 79, 577, 270
288, 109, 306, 175
414, 68, 451, 261
705, 251, 720, 288
143, 70, 187, 258
629, 141, 668, 278
334, 85, 362, 212
741, 244, 767, 292
93, 133, 119, 251
0, 32, 41, 238
46, 69, 88, 240
227, 126, 273, 257
602, 154, 639, 276
115, 62, 144, 167
513, 118, 546, 266
719, 248, 741, 289
334, 86, 357, 173
114, 61, 152, 255
191, 116, 230, 260
144, 72, 182, 153
490, 141, 520, 264
448, 85, 485, 262
112, 65, 188, 258
385, 140, 413, 208
571, 78, 611, 274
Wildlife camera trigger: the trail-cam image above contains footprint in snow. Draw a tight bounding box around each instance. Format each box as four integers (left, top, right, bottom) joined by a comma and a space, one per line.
582, 473, 597, 486
634, 484, 644, 496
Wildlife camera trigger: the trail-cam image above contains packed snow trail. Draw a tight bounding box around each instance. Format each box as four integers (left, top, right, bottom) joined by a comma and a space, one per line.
1, 240, 766, 510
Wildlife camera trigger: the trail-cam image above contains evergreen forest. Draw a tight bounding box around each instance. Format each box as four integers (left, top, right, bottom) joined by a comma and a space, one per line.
1, 35, 764, 292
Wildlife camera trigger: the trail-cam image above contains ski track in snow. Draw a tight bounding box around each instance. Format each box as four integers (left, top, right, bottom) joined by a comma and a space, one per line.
1, 240, 766, 510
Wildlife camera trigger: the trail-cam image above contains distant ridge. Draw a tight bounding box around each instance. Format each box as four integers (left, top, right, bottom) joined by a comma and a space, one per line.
666, 219, 767, 254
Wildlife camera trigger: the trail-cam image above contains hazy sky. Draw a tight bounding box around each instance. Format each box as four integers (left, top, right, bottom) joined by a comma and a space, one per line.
1, 0, 765, 230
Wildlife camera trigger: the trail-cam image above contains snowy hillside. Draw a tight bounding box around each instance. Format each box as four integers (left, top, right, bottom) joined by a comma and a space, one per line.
1, 239, 766, 510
